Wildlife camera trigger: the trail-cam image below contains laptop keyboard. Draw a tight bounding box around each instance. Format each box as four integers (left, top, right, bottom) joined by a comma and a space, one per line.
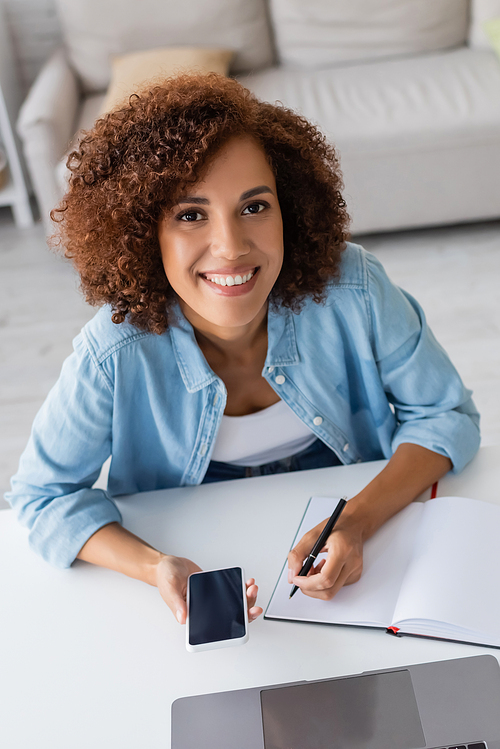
430, 743, 487, 749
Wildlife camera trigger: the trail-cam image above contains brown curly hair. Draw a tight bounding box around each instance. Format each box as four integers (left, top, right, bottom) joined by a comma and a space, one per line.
51, 73, 350, 334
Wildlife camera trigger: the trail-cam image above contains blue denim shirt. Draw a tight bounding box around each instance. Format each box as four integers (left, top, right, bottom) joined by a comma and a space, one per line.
6, 243, 480, 568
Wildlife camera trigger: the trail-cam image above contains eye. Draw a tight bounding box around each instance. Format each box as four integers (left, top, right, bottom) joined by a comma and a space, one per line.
177, 210, 204, 222
242, 201, 267, 215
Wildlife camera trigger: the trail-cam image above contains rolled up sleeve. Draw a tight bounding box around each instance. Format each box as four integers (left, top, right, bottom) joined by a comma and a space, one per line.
5, 333, 122, 568
366, 252, 480, 473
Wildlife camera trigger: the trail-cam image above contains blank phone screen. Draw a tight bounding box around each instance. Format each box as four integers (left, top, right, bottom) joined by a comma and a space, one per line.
188, 567, 246, 646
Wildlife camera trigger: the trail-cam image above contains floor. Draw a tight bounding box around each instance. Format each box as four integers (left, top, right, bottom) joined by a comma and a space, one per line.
1, 208, 499, 510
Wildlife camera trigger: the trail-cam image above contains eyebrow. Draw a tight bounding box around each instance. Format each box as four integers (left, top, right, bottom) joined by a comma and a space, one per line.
177, 185, 274, 205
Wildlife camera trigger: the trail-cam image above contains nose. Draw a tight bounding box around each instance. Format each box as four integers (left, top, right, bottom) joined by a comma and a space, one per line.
209, 215, 251, 260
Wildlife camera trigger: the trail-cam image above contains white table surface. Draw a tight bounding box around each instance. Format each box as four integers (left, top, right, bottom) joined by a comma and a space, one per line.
1, 446, 499, 748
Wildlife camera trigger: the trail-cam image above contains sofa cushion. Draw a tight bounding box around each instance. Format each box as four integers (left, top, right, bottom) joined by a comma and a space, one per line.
100, 47, 233, 114
239, 48, 500, 231
54, 0, 274, 93
240, 48, 500, 153
469, 0, 500, 50
270, 0, 469, 70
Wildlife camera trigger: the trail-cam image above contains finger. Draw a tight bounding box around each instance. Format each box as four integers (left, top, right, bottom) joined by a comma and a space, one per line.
292, 535, 347, 595
344, 565, 363, 586
161, 572, 190, 624
157, 572, 189, 624
246, 583, 258, 609
169, 583, 189, 624
288, 552, 326, 582
292, 560, 344, 595
297, 537, 346, 590
248, 605, 263, 622
295, 556, 360, 600
293, 562, 349, 600
288, 533, 316, 575
167, 594, 187, 624
307, 558, 326, 576
287, 549, 306, 580
323, 563, 357, 599
156, 556, 203, 625
288, 518, 332, 577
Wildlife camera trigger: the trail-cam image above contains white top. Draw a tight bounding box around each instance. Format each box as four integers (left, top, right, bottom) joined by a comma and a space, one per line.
211, 399, 316, 466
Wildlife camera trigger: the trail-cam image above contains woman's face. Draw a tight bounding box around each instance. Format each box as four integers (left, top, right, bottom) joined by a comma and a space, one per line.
157, 136, 284, 336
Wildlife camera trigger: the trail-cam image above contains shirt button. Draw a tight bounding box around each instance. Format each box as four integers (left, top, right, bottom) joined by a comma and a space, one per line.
268, 366, 275, 373
213, 394, 219, 406
343, 443, 349, 452
199, 444, 207, 457
275, 375, 285, 385
313, 416, 323, 426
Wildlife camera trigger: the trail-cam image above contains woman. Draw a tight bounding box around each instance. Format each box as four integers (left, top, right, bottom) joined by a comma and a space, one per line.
6, 74, 480, 625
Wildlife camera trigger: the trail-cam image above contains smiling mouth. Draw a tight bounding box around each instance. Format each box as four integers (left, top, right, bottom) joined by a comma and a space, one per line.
201, 268, 258, 287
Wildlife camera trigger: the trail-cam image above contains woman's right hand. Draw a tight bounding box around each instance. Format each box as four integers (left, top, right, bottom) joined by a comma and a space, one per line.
155, 554, 263, 624
155, 554, 202, 624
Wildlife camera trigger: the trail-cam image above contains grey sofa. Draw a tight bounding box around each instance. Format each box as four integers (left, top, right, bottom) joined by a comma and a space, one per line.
17, 0, 500, 236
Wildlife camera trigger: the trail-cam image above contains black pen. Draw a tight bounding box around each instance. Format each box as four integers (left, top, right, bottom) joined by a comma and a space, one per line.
289, 497, 348, 599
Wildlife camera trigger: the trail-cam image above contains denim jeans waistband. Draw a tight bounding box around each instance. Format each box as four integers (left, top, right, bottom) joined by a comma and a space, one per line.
202, 438, 342, 484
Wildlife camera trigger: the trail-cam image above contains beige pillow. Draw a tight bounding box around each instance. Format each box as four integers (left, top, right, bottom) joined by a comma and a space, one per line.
270, 0, 468, 70
100, 47, 234, 114
54, 0, 273, 94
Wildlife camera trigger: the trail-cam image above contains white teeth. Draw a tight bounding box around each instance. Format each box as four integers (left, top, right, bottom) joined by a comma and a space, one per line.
205, 270, 255, 287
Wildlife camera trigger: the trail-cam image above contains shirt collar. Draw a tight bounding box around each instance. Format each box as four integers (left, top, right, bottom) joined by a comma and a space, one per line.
264, 302, 301, 369
168, 305, 218, 393
168, 301, 301, 393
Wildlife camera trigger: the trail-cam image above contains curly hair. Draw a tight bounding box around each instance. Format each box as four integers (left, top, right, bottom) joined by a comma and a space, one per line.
51, 73, 350, 334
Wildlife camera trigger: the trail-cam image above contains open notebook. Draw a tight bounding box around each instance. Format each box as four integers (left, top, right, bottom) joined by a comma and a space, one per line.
265, 495, 500, 648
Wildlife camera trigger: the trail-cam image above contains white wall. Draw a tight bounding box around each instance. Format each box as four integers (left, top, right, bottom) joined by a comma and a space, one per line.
3, 0, 62, 93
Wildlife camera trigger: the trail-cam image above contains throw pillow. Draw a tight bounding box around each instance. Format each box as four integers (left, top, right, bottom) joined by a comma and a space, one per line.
100, 47, 233, 114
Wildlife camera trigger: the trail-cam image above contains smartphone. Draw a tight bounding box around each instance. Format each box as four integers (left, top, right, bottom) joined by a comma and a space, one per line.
186, 566, 249, 652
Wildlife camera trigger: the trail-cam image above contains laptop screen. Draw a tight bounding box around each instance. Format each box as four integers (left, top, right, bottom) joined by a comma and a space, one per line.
260, 669, 426, 749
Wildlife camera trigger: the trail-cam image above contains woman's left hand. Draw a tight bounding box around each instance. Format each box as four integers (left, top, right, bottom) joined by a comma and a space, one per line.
287, 445, 455, 600
287, 515, 364, 600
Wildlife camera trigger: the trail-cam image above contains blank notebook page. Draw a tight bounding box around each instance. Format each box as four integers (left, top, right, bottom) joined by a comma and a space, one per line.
392, 496, 500, 644
265, 496, 423, 628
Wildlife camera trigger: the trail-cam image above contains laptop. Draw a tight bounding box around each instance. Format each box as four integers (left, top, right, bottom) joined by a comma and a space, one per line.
172, 655, 500, 749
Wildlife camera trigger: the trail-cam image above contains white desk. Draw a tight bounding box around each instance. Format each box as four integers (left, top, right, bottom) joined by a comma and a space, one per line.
1, 446, 499, 748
